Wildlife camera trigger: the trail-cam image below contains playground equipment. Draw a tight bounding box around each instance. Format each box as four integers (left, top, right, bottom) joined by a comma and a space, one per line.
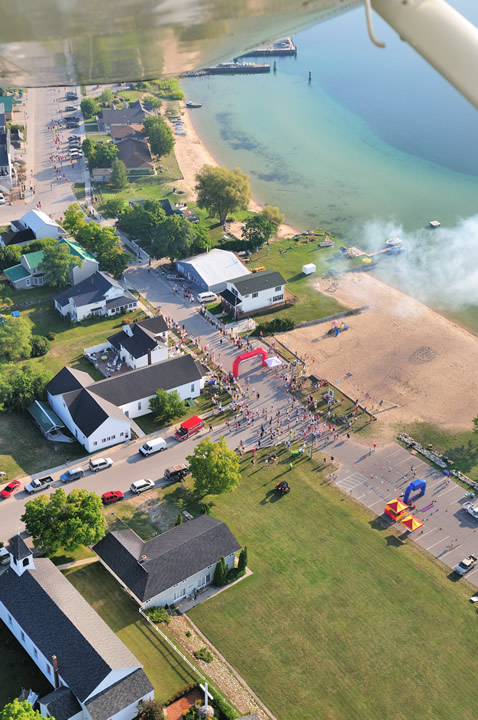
328, 321, 349, 337
232, 347, 268, 378
403, 478, 427, 505
384, 498, 409, 522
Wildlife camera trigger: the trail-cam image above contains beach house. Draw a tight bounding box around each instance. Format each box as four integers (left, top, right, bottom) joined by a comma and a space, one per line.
220, 269, 286, 316
176, 249, 250, 293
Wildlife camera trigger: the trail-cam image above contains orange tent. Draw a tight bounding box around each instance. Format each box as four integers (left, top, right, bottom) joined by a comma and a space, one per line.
400, 515, 424, 533
384, 497, 409, 521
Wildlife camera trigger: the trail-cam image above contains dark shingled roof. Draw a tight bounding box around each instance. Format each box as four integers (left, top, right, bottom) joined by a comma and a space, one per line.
137, 315, 168, 334
229, 269, 286, 296
94, 516, 241, 602
0, 559, 140, 702
108, 319, 166, 360
53, 271, 135, 310
91, 354, 201, 407
61, 388, 127, 437
7, 535, 31, 561
84, 669, 153, 720
117, 138, 154, 170
0, 228, 35, 245
39, 687, 82, 720
220, 289, 240, 307
46, 366, 94, 397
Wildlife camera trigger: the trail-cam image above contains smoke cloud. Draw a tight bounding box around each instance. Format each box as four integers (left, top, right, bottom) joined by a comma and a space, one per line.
359, 216, 478, 310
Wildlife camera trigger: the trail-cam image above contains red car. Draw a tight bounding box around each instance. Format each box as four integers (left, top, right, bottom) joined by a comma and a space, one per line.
101, 491, 124, 505
1, 480, 21, 499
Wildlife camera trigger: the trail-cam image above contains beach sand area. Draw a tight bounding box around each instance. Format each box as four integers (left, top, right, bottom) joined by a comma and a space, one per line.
173, 111, 478, 438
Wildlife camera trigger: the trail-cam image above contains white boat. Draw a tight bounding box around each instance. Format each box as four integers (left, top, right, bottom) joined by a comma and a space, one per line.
386, 237, 402, 246
186, 101, 202, 108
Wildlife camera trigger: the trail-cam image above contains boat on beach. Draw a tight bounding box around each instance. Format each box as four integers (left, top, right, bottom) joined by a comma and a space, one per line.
386, 237, 402, 246
186, 101, 202, 108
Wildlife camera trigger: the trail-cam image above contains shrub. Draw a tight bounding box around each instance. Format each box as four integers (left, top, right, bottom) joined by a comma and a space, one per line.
193, 647, 213, 663
146, 606, 170, 624
163, 682, 198, 707
46, 331, 56, 341
254, 317, 295, 336
208, 688, 240, 720
226, 567, 245, 583
238, 546, 247, 572
185, 630, 192, 637
30, 335, 50, 357
213, 556, 227, 587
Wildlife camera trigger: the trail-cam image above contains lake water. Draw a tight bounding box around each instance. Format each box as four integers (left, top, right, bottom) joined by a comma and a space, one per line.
181, 1, 478, 241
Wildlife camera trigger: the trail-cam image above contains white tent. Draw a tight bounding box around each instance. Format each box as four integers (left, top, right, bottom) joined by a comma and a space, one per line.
302, 263, 316, 275
265, 356, 282, 368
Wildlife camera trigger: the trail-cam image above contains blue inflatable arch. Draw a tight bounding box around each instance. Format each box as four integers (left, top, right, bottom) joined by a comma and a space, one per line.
403, 478, 426, 504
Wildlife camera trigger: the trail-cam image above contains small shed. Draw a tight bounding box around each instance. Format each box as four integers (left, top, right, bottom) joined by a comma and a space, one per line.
302, 263, 316, 275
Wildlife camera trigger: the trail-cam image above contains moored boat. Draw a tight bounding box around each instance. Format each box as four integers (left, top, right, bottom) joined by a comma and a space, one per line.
186, 101, 202, 108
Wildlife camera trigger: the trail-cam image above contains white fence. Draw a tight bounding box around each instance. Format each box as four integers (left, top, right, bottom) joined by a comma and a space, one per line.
84, 341, 111, 355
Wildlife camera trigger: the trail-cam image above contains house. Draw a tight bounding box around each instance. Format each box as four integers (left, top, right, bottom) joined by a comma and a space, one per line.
102, 101, 152, 132
176, 249, 250, 293
115, 137, 154, 172
93, 515, 241, 608
0, 227, 35, 247
53, 272, 138, 322
91, 168, 112, 184
0, 95, 14, 120
46, 354, 203, 451
107, 316, 169, 370
220, 269, 286, 316
0, 105, 12, 188
0, 536, 154, 720
12, 209, 67, 240
3, 238, 98, 290
110, 124, 143, 141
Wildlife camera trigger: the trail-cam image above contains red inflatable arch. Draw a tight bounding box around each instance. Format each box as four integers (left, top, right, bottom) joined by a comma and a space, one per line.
232, 347, 268, 378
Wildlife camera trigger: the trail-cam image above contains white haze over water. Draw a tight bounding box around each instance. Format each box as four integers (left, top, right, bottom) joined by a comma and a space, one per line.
361, 217, 478, 310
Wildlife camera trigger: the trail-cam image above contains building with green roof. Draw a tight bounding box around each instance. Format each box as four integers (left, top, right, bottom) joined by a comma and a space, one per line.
0, 95, 14, 119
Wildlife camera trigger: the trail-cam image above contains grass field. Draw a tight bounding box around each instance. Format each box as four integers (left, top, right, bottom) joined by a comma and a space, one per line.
64, 563, 196, 701
249, 237, 350, 325
0, 622, 52, 706
400, 421, 478, 481
159, 449, 478, 720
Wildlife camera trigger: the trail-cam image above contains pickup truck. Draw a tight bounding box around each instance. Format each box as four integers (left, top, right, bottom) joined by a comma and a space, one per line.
454, 555, 477, 576
463, 502, 478, 520
24, 476, 54, 494
164, 464, 189, 483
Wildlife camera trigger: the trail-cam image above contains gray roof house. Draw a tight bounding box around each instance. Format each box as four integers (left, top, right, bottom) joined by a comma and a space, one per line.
220, 269, 286, 317
0, 536, 154, 720
102, 101, 152, 131
46, 354, 204, 453
54, 271, 138, 322
107, 316, 169, 370
94, 515, 241, 608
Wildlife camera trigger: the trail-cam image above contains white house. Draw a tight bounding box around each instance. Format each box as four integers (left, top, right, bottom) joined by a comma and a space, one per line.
46, 354, 204, 451
176, 249, 250, 293
54, 272, 138, 322
55, 238, 100, 285
220, 269, 286, 316
93, 515, 241, 608
12, 208, 67, 240
107, 316, 169, 370
0, 535, 154, 720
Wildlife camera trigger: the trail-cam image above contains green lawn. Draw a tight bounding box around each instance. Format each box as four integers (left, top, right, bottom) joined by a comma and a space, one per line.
248, 237, 355, 326
159, 450, 478, 720
64, 563, 197, 702
85, 123, 99, 133
400, 421, 478, 482
134, 387, 232, 435
50, 545, 96, 566
72, 182, 86, 201
0, 622, 52, 706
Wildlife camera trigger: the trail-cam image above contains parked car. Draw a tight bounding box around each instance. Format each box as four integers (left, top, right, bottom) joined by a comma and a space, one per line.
130, 479, 155, 494
65, 105, 79, 111
454, 555, 477, 576
101, 491, 124, 505
164, 464, 189, 483
68, 135, 81, 140
174, 416, 204, 441
0, 480, 21, 499
60, 467, 85, 483
197, 291, 217, 304
0, 193, 5, 205
66, 92, 79, 100
139, 437, 167, 456
89, 457, 113, 472
25, 476, 54, 494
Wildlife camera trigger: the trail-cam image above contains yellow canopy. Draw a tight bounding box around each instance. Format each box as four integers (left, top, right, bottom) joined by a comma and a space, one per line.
401, 515, 424, 532
386, 498, 408, 514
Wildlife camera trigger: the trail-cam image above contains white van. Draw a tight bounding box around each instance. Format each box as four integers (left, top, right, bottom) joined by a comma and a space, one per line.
139, 437, 167, 456
197, 291, 217, 304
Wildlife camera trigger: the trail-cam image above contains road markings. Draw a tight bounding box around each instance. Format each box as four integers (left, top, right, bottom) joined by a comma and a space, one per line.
336, 473, 364, 491
367, 499, 384, 509
437, 486, 461, 498
426, 535, 449, 550
439, 544, 462, 558
417, 527, 437, 540
464, 566, 478, 579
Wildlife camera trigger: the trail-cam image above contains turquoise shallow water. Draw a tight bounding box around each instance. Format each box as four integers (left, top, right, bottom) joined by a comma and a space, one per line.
181, 1, 478, 240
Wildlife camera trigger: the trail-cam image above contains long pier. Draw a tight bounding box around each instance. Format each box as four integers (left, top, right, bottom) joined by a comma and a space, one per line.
236, 37, 297, 59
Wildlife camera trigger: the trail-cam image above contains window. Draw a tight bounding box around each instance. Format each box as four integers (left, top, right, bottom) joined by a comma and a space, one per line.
206, 573, 211, 583
273, 294, 283, 302
275, 285, 282, 292
23, 558, 29, 567
21, 631, 25, 642
46, 664, 51, 675
25, 278, 31, 287
33, 647, 38, 658
8, 614, 12, 625
252, 292, 258, 298
102, 438, 106, 443
191, 384, 195, 392
120, 432, 124, 437
93, 441, 97, 446
231, 288, 238, 297
138, 401, 142, 410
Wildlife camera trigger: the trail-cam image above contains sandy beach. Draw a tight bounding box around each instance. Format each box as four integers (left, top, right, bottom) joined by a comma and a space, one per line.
171, 110, 478, 438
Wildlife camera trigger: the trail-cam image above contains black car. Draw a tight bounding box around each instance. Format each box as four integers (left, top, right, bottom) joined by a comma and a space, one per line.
68, 135, 81, 140
66, 93, 78, 100
69, 140, 81, 146
65, 116, 80, 123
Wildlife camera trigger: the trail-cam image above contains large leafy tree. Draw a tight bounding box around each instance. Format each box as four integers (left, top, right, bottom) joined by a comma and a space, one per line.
261, 205, 285, 233
1, 700, 45, 720
120, 200, 166, 243
143, 116, 175, 158
100, 245, 132, 278
195, 165, 251, 225
110, 158, 128, 189
80, 97, 98, 118
0, 316, 32, 360
100, 88, 114, 104
187, 437, 240, 496
21, 488, 107, 554
63, 203, 87, 235
0, 363, 51, 412
149, 389, 185, 424
241, 214, 274, 251
153, 215, 196, 262
39, 243, 80, 288
95, 142, 118, 168
0, 245, 21, 271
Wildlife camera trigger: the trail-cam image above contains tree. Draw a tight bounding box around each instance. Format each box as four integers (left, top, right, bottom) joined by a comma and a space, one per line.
110, 158, 128, 189
63, 203, 87, 234
152, 78, 185, 100
95, 142, 118, 168
143, 116, 174, 158
153, 215, 195, 262
0, 284, 13, 312
175, 513, 183, 526
0, 700, 45, 720
30, 335, 50, 358
100, 245, 132, 279
104, 196, 128, 217
213, 556, 227, 587
148, 97, 162, 109
0, 245, 21, 271
100, 88, 114, 104
261, 205, 285, 234
21, 488, 107, 554
82, 137, 97, 165
0, 363, 51, 412
0, 316, 32, 360
149, 389, 185, 424
187, 437, 240, 496
120, 200, 166, 243
238, 546, 248, 572
241, 214, 274, 251
133, 699, 164, 720
39, 243, 80, 288
473, 415, 478, 433
80, 97, 98, 118
195, 166, 251, 225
